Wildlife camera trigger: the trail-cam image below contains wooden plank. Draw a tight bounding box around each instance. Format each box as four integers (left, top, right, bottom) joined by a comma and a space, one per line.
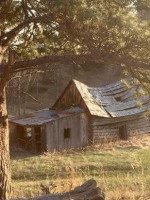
109, 104, 150, 117
31, 127, 36, 153
74, 80, 110, 117
91, 113, 148, 125
94, 77, 133, 91
121, 86, 137, 101
128, 122, 150, 128
45, 121, 59, 152
41, 125, 47, 152
127, 120, 150, 128
53, 121, 59, 151
89, 86, 128, 97
80, 113, 88, 146
105, 96, 149, 112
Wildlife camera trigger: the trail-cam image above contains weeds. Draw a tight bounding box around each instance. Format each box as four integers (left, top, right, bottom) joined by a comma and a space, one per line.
10, 136, 150, 199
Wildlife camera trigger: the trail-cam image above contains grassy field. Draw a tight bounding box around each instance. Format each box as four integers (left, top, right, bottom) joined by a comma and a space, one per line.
10, 140, 150, 200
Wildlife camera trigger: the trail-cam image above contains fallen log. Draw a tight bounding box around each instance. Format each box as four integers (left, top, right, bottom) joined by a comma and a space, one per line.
11, 179, 105, 200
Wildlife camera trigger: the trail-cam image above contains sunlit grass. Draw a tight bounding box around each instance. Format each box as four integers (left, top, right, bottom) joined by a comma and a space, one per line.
10, 142, 150, 200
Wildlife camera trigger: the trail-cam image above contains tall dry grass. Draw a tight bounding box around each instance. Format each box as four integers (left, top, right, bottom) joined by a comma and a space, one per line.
11, 135, 150, 200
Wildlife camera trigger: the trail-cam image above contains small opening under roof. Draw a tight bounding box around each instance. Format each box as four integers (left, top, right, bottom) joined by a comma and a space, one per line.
115, 97, 122, 102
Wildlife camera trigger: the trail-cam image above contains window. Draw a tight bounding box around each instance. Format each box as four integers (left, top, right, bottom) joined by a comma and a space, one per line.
25, 127, 32, 137
64, 128, 71, 139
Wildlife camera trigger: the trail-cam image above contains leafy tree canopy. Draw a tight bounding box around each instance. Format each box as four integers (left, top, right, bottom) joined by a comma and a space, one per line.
1, 2, 150, 199
0, 0, 150, 77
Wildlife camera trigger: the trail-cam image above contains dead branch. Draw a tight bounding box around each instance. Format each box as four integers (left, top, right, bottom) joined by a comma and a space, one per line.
10, 179, 105, 200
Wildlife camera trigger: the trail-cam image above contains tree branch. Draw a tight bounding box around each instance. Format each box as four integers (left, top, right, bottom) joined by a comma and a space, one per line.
20, 91, 43, 104
13, 53, 150, 72
11, 179, 105, 200
12, 54, 90, 72
1, 52, 150, 77
22, 0, 29, 19
1, 14, 52, 47
121, 55, 150, 70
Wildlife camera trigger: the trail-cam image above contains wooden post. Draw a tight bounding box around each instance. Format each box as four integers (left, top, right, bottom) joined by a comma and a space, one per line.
31, 127, 36, 153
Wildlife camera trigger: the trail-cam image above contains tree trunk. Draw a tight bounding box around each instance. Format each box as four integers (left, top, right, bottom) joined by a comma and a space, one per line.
0, 39, 11, 200
0, 88, 11, 200
11, 179, 105, 200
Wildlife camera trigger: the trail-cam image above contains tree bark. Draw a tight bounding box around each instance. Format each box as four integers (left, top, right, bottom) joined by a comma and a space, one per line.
0, 88, 11, 200
0, 39, 11, 199
11, 179, 105, 200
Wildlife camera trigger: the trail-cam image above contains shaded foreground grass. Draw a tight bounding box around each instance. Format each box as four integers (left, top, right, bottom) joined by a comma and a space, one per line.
10, 146, 150, 200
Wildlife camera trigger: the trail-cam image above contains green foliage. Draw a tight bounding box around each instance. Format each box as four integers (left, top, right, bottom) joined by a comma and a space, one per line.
1, 0, 150, 85
0, 0, 149, 57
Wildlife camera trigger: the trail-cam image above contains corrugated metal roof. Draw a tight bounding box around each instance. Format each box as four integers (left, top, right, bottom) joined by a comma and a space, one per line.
9, 107, 83, 126
73, 77, 150, 118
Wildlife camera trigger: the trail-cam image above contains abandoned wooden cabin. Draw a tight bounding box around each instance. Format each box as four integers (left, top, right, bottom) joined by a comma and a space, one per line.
9, 77, 150, 152
9, 107, 88, 152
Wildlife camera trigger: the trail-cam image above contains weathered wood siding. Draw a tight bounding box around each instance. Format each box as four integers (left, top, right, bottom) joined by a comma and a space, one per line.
80, 113, 89, 146
91, 113, 150, 143
41, 126, 47, 151
53, 80, 109, 117
53, 81, 87, 111
45, 113, 88, 152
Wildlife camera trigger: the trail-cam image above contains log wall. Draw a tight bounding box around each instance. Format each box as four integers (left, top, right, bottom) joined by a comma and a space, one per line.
91, 113, 150, 143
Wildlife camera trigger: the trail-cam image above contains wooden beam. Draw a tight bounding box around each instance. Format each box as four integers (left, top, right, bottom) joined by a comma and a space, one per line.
31, 127, 36, 153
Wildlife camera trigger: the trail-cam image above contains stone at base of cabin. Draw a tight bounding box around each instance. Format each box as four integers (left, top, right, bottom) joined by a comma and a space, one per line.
10, 179, 105, 200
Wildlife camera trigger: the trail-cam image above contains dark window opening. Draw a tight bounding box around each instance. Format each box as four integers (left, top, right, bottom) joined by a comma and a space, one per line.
115, 97, 122, 102
64, 128, 71, 139
17, 126, 32, 150
119, 125, 128, 140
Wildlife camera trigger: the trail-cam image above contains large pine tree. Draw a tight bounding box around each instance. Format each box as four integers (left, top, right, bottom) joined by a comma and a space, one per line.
0, 0, 150, 199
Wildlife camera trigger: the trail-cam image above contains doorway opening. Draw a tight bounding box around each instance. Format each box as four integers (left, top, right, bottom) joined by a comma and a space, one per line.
119, 125, 128, 140
17, 125, 32, 150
